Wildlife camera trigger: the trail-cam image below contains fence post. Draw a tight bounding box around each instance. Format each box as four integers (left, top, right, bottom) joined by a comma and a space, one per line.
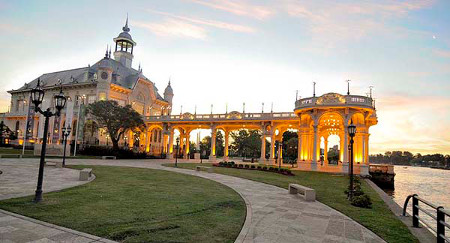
412, 196, 419, 228
437, 206, 445, 243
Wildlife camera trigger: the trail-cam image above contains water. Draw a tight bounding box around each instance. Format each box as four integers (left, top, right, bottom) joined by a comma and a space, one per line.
384, 165, 450, 235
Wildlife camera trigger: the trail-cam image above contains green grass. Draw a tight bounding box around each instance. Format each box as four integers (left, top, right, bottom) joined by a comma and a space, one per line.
0, 148, 33, 155
165, 163, 418, 243
0, 165, 246, 242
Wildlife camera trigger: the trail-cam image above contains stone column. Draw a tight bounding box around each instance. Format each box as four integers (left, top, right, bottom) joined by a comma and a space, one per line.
224, 130, 229, 161
260, 134, 266, 162
167, 129, 174, 159
312, 125, 318, 163
210, 127, 216, 161
342, 125, 349, 174
179, 132, 184, 158
324, 139, 328, 165
269, 134, 275, 163
297, 131, 301, 161
146, 129, 151, 153
184, 131, 190, 159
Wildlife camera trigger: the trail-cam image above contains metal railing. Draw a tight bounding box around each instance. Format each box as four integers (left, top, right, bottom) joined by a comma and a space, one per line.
144, 111, 298, 122
403, 194, 449, 243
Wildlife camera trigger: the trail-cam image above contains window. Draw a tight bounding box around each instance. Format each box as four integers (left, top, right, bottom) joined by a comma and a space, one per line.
87, 95, 96, 104
98, 92, 107, 101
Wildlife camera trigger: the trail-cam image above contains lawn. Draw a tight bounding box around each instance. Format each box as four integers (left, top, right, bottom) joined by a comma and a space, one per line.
0, 148, 33, 155
164, 163, 418, 243
0, 165, 246, 243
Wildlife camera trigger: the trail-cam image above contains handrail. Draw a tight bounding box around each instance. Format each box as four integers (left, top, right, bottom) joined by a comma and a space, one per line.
403, 194, 449, 243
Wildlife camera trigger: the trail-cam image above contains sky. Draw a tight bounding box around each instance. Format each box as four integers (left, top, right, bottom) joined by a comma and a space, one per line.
0, 0, 449, 155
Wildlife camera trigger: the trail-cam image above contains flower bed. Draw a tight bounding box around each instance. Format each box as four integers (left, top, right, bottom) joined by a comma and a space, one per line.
213, 161, 294, 176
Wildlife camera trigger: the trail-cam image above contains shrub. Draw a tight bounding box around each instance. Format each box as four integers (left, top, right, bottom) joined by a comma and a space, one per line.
238, 164, 244, 168
262, 166, 268, 171
79, 145, 146, 159
233, 164, 237, 168
250, 165, 255, 169
274, 168, 279, 172
257, 166, 262, 170
230, 161, 235, 165
244, 164, 250, 169
219, 162, 224, 167
351, 194, 372, 208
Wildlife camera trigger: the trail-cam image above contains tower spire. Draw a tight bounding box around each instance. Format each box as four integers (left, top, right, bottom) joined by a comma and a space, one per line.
123, 13, 130, 32
108, 46, 112, 58
105, 45, 109, 58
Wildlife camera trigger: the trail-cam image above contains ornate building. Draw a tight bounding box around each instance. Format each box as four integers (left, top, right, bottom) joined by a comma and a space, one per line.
1, 17, 173, 150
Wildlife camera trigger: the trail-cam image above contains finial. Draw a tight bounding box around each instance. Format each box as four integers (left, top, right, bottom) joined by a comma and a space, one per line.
123, 13, 130, 32
369, 86, 373, 98
36, 78, 41, 88
168, 76, 171, 86
138, 63, 141, 71
105, 45, 109, 58
108, 46, 112, 58
313, 81, 316, 97
346, 79, 351, 95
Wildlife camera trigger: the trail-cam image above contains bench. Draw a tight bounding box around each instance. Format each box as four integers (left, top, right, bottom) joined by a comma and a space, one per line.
289, 183, 316, 202
45, 160, 63, 168
0, 154, 23, 158
102, 156, 116, 160
79, 168, 92, 181
196, 166, 213, 173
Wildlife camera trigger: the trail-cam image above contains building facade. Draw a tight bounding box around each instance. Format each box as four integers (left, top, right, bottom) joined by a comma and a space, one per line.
1, 18, 173, 151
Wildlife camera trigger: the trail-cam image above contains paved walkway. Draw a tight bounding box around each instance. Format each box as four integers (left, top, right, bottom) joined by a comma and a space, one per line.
0, 158, 385, 243
0, 160, 94, 200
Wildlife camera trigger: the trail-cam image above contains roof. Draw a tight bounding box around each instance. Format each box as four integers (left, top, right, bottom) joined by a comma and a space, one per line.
9, 57, 167, 102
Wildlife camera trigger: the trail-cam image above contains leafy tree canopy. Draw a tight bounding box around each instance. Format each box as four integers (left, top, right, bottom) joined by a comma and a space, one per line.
86, 100, 145, 149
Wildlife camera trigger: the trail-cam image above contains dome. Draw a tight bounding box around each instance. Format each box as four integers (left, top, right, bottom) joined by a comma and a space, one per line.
117, 31, 133, 41
164, 81, 173, 94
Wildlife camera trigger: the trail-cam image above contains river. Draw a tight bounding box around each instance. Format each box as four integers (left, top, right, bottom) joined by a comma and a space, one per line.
383, 165, 450, 235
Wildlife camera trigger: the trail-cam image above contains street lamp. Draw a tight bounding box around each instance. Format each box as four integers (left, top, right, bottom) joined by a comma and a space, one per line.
175, 137, 180, 167
61, 125, 71, 167
347, 120, 357, 201
31, 79, 67, 203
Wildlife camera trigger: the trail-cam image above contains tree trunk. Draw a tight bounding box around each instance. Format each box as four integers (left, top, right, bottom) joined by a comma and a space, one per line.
112, 138, 120, 150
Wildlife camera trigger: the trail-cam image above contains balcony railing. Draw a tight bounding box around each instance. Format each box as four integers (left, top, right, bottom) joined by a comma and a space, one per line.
144, 112, 298, 122
295, 94, 375, 110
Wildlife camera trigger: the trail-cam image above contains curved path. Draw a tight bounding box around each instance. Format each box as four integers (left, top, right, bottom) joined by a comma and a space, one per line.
1, 158, 385, 243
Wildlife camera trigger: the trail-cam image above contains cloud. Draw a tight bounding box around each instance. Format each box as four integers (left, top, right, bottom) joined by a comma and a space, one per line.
187, 0, 275, 20
282, 0, 434, 49
433, 49, 450, 58
146, 9, 255, 33
370, 94, 450, 154
134, 19, 207, 40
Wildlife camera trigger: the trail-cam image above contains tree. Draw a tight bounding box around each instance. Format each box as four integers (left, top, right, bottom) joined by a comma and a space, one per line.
230, 129, 261, 158
86, 100, 145, 150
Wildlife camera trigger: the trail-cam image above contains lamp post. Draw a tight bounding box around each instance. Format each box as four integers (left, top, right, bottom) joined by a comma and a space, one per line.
30, 79, 67, 203
61, 125, 71, 167
347, 120, 357, 201
175, 137, 180, 167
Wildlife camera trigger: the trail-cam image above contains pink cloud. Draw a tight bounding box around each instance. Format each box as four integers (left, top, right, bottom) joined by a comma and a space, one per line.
433, 49, 450, 58
187, 0, 275, 20
134, 19, 207, 40
146, 9, 255, 33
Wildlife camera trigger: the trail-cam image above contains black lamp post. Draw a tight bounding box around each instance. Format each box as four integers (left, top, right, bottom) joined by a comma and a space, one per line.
61, 125, 71, 167
175, 137, 180, 167
31, 79, 67, 203
347, 120, 357, 201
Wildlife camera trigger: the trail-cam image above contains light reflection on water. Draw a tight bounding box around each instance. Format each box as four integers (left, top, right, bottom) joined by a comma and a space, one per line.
384, 166, 450, 235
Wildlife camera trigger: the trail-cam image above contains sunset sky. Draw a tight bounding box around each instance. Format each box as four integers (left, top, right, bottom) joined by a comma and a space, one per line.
0, 0, 449, 155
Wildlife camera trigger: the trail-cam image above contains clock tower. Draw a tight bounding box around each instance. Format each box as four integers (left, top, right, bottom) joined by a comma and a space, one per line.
113, 16, 136, 69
